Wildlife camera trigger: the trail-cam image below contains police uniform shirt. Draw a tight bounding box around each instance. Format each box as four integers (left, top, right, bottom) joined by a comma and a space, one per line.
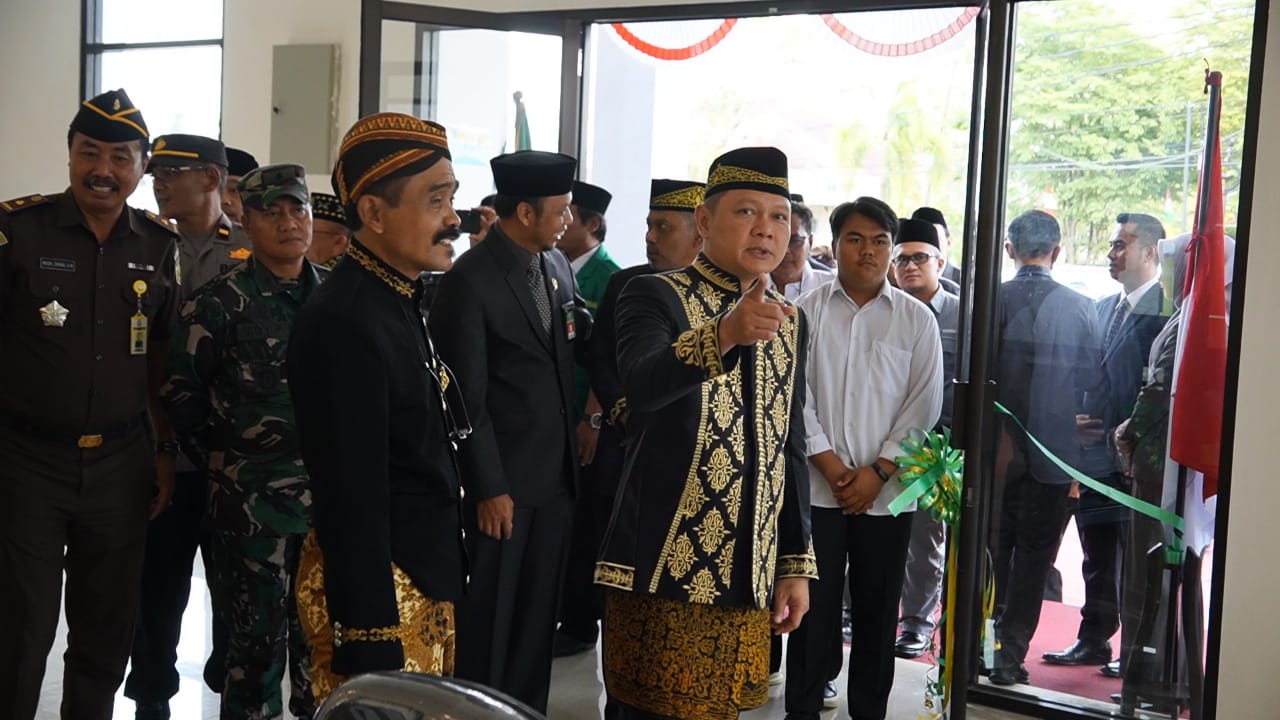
179, 213, 251, 293
0, 192, 179, 436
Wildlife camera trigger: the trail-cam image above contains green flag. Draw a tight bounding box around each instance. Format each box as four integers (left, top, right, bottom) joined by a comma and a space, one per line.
513, 91, 532, 151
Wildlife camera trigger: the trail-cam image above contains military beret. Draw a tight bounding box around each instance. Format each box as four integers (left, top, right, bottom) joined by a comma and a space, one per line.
491, 151, 576, 198
70, 89, 148, 143
649, 179, 704, 213
226, 148, 259, 177
572, 181, 612, 215
332, 112, 451, 207
705, 146, 788, 200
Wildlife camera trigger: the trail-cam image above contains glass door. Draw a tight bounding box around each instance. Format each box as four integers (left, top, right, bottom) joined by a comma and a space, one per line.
958, 1, 1260, 718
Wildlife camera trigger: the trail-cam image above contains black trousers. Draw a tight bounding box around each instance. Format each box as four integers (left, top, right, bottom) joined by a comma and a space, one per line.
0, 429, 154, 720
992, 469, 1073, 668
785, 508, 912, 720
1075, 478, 1127, 645
124, 469, 229, 702
455, 495, 575, 714
558, 431, 623, 643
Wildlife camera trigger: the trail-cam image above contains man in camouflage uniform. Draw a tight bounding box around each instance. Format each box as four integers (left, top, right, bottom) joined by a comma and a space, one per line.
162, 163, 325, 720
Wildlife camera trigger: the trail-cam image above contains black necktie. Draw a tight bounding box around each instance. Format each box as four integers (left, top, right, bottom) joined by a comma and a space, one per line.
527, 254, 552, 336
1105, 296, 1130, 348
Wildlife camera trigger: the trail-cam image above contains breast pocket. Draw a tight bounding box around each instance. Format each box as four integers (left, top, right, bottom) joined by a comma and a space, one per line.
867, 339, 913, 405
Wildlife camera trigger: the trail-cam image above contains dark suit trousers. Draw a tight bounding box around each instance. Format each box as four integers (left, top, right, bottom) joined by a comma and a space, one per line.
992, 469, 1073, 668
558, 433, 624, 642
0, 429, 153, 720
456, 495, 575, 713
1075, 477, 1127, 645
786, 507, 912, 720
125, 469, 229, 702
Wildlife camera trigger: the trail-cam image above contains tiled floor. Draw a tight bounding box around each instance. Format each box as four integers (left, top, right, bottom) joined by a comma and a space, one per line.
33, 560, 1038, 720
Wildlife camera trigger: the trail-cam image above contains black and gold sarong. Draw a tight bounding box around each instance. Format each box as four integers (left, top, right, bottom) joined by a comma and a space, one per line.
603, 589, 770, 720
295, 530, 455, 703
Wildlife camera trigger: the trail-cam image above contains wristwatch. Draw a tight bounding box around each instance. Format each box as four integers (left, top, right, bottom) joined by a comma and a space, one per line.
585, 413, 604, 430
871, 462, 893, 483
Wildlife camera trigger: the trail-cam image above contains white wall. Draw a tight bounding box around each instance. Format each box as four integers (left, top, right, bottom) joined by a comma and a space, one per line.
1213, 5, 1280, 717
0, 0, 81, 199
222, 0, 361, 193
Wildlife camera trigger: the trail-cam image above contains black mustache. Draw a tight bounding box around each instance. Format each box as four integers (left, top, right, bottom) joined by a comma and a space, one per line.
433, 228, 461, 245
85, 177, 120, 191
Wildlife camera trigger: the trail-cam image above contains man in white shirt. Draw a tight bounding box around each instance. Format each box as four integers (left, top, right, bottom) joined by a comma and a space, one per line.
783, 198, 943, 720
770, 199, 835, 301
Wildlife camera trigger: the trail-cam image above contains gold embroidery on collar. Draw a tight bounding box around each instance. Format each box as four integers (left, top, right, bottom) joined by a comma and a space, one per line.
707, 164, 788, 192
691, 255, 740, 293
347, 242, 415, 298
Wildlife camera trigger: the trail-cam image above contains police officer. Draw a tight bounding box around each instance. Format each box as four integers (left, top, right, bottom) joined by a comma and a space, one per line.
126, 133, 250, 719
307, 192, 350, 269
0, 88, 181, 720
162, 163, 325, 719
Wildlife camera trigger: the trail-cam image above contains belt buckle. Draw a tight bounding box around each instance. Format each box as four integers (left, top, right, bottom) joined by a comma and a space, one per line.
77, 434, 104, 449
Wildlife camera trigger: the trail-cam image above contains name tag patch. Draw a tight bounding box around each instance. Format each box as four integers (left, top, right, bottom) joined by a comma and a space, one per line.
127, 262, 156, 272
39, 257, 76, 272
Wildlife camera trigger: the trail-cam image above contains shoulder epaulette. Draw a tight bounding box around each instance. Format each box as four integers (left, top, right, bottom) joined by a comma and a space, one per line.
0, 193, 53, 213
139, 209, 180, 236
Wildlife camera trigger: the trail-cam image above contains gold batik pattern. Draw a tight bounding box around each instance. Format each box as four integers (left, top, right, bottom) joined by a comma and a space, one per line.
296, 531, 455, 705
603, 589, 770, 720
650, 257, 805, 607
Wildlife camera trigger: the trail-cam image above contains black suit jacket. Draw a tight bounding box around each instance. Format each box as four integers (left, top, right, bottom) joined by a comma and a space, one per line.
995, 265, 1103, 485
288, 244, 466, 674
428, 225, 592, 508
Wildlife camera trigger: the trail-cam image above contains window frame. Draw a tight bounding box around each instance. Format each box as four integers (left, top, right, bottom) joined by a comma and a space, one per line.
80, 0, 227, 136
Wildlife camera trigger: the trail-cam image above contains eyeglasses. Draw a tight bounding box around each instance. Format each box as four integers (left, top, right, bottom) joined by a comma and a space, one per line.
151, 166, 199, 181
891, 252, 941, 268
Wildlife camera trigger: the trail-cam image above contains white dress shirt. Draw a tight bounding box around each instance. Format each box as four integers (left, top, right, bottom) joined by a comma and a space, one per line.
770, 261, 836, 302
796, 279, 944, 514
570, 244, 601, 275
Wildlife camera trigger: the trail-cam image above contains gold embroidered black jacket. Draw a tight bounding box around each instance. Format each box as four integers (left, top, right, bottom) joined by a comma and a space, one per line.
595, 255, 817, 609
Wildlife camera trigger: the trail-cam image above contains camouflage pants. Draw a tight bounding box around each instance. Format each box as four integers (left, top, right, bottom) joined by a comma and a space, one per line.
208, 533, 314, 720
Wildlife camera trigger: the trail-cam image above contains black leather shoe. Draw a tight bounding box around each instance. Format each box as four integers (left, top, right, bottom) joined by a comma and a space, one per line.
1099, 660, 1121, 678
894, 631, 929, 659
989, 664, 1029, 686
552, 629, 596, 658
135, 701, 171, 720
1042, 639, 1112, 666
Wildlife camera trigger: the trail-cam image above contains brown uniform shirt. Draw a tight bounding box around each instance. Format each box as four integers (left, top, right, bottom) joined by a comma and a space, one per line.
0, 191, 180, 437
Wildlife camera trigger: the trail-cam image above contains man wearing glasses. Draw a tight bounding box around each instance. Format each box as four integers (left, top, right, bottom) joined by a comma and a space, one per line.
162, 163, 325, 719
890, 219, 960, 662
127, 133, 248, 719
289, 114, 468, 706
307, 192, 351, 269
769, 198, 834, 301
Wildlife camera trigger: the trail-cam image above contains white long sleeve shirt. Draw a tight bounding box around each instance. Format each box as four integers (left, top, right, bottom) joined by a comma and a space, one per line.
796, 279, 944, 514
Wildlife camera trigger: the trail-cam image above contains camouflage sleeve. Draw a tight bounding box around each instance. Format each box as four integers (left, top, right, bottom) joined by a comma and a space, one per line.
161, 290, 227, 445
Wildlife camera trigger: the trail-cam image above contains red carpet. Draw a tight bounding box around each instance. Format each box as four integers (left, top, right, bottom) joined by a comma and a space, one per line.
1023, 599, 1121, 703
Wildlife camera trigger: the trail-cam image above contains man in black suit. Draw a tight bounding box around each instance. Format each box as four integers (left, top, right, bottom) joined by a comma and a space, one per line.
1044, 213, 1169, 669
552, 178, 705, 659
428, 150, 591, 713
989, 210, 1102, 686
911, 206, 960, 290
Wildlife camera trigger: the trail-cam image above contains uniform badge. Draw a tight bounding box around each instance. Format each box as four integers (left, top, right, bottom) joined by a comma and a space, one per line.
552, 277, 560, 292
39, 300, 69, 327
229, 247, 251, 260
562, 301, 577, 340
130, 280, 149, 355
